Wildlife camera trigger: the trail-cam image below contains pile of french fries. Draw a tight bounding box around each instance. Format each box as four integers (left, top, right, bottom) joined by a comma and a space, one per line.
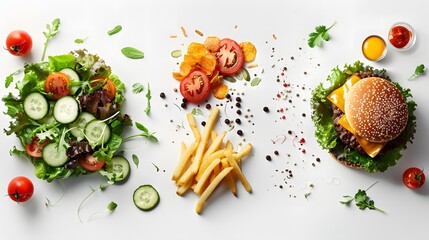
172, 107, 253, 214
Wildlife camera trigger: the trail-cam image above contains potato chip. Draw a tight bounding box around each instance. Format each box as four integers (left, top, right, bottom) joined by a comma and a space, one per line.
199, 53, 217, 75
184, 54, 198, 66
204, 36, 221, 53
173, 72, 186, 81
240, 42, 257, 62
180, 61, 193, 77
212, 82, 229, 99
187, 42, 208, 58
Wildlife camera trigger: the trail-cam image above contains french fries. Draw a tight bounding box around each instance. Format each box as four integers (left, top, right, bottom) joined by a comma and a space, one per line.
172, 107, 253, 214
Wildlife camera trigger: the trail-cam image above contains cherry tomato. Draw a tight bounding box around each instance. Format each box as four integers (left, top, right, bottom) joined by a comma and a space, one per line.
179, 70, 211, 103
7, 176, 34, 202
90, 76, 117, 101
403, 167, 425, 189
5, 30, 33, 56
79, 154, 106, 171
45, 72, 71, 99
25, 138, 49, 158
215, 38, 244, 75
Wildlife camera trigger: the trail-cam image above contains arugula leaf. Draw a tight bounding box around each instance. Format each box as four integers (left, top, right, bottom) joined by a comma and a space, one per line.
5, 69, 22, 88
308, 21, 336, 48
107, 25, 122, 35
132, 154, 139, 168
41, 18, 61, 61
132, 83, 144, 94
409, 64, 425, 80
144, 83, 151, 115
123, 122, 158, 143
121, 47, 144, 59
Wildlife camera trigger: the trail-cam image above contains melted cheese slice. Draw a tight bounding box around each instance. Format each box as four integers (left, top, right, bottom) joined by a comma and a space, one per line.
327, 75, 361, 112
338, 110, 386, 158
327, 75, 385, 158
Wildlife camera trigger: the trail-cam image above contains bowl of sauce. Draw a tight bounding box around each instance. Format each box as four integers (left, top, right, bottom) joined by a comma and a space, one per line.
362, 35, 387, 61
388, 22, 415, 51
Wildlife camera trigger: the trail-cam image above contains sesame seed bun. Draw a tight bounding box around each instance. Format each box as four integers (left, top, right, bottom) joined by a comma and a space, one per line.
345, 77, 408, 143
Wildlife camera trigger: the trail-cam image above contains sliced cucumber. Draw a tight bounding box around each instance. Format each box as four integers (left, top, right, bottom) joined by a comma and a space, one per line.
53, 96, 80, 124
23, 92, 49, 120
60, 68, 81, 94
84, 119, 111, 146
133, 185, 160, 211
42, 143, 68, 167
108, 156, 130, 182
38, 101, 56, 124
69, 112, 96, 139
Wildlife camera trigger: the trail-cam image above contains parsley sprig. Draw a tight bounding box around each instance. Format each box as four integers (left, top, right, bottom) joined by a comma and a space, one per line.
41, 18, 61, 61
340, 181, 385, 213
308, 21, 336, 48
409, 64, 425, 80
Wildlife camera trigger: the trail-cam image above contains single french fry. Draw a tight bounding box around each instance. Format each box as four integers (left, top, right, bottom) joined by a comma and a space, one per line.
196, 167, 233, 214
233, 143, 253, 161
187, 113, 201, 141
196, 149, 226, 181
178, 165, 195, 186
172, 141, 199, 180
225, 151, 252, 193
190, 108, 220, 174
221, 158, 237, 196
203, 131, 226, 160
176, 178, 193, 196
225, 140, 233, 150
210, 164, 221, 183
210, 130, 217, 143
194, 158, 221, 195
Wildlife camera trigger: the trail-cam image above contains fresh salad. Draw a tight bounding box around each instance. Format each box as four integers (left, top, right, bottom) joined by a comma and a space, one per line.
3, 50, 135, 182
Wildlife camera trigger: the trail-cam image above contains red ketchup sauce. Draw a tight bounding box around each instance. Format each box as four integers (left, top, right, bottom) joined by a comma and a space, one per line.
388, 26, 411, 49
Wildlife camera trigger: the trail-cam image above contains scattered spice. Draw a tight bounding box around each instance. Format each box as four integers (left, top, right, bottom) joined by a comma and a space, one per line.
180, 26, 187, 37
195, 29, 204, 36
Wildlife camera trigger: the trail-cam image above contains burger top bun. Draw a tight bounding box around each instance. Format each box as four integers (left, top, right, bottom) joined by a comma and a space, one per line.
345, 77, 408, 143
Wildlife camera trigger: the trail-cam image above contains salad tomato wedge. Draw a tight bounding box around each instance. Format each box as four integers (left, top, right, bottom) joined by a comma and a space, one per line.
215, 38, 244, 75
90, 76, 117, 101
180, 70, 211, 103
79, 154, 106, 171
5, 30, 33, 56
8, 176, 34, 202
45, 72, 71, 99
25, 138, 49, 158
403, 167, 425, 189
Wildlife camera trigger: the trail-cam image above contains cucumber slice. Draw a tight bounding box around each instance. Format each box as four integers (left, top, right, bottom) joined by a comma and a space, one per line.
23, 92, 49, 120
133, 185, 160, 211
38, 101, 56, 124
53, 96, 80, 124
69, 112, 96, 139
60, 68, 81, 95
42, 143, 68, 167
84, 119, 111, 146
108, 156, 130, 182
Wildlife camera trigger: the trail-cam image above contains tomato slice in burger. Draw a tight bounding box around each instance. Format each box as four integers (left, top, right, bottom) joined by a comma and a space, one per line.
179, 70, 211, 103
90, 76, 117, 101
79, 154, 106, 171
215, 38, 245, 75
45, 72, 71, 100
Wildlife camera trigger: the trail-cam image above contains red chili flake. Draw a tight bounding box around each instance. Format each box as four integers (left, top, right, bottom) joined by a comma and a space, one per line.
281, 115, 286, 120
299, 138, 306, 144
281, 72, 285, 76
276, 93, 281, 98
301, 149, 306, 154
283, 83, 289, 87
279, 108, 284, 113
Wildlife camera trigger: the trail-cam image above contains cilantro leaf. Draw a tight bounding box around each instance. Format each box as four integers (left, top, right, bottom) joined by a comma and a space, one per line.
340, 182, 385, 213
41, 18, 61, 61
308, 21, 336, 48
409, 64, 425, 80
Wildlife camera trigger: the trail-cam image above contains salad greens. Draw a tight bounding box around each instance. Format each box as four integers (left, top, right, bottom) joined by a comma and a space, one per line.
41, 18, 61, 61
310, 61, 417, 172
2, 50, 156, 182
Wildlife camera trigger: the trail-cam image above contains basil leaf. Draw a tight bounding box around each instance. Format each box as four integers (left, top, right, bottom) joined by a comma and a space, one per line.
121, 47, 144, 59
132, 154, 139, 168
224, 76, 237, 83
108, 25, 122, 35
250, 77, 261, 86
132, 83, 144, 94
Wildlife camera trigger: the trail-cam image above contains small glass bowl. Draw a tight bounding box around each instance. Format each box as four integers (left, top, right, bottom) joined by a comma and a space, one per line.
362, 35, 387, 61
388, 22, 416, 51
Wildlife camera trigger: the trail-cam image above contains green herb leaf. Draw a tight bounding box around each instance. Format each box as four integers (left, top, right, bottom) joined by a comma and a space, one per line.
132, 154, 139, 168
144, 83, 151, 115
224, 76, 237, 83
108, 25, 122, 35
107, 201, 118, 211
250, 77, 261, 86
74, 38, 87, 44
171, 50, 182, 58
339, 182, 385, 213
308, 21, 336, 48
121, 47, 144, 59
191, 108, 203, 116
41, 18, 61, 61
152, 162, 160, 172
304, 192, 311, 199
409, 64, 425, 80
136, 122, 149, 133
132, 83, 144, 94
5, 69, 22, 88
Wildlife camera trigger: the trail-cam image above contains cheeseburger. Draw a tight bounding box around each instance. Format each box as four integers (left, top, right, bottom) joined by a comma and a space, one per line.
311, 61, 417, 172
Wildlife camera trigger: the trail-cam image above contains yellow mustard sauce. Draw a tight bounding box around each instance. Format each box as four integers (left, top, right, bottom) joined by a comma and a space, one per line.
362, 35, 387, 61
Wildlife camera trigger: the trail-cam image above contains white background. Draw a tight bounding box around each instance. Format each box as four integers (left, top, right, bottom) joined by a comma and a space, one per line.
0, 0, 428, 239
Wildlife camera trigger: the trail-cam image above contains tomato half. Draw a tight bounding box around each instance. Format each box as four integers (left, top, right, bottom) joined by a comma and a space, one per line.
8, 176, 34, 203
45, 72, 71, 100
403, 167, 425, 189
179, 70, 211, 103
79, 154, 106, 171
90, 76, 117, 101
5, 30, 33, 56
25, 138, 49, 158
215, 38, 244, 75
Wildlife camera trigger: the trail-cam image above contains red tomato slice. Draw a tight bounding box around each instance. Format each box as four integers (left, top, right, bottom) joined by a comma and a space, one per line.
25, 138, 49, 158
79, 154, 106, 171
90, 76, 117, 101
403, 167, 425, 189
45, 72, 71, 100
215, 38, 244, 75
179, 70, 211, 103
